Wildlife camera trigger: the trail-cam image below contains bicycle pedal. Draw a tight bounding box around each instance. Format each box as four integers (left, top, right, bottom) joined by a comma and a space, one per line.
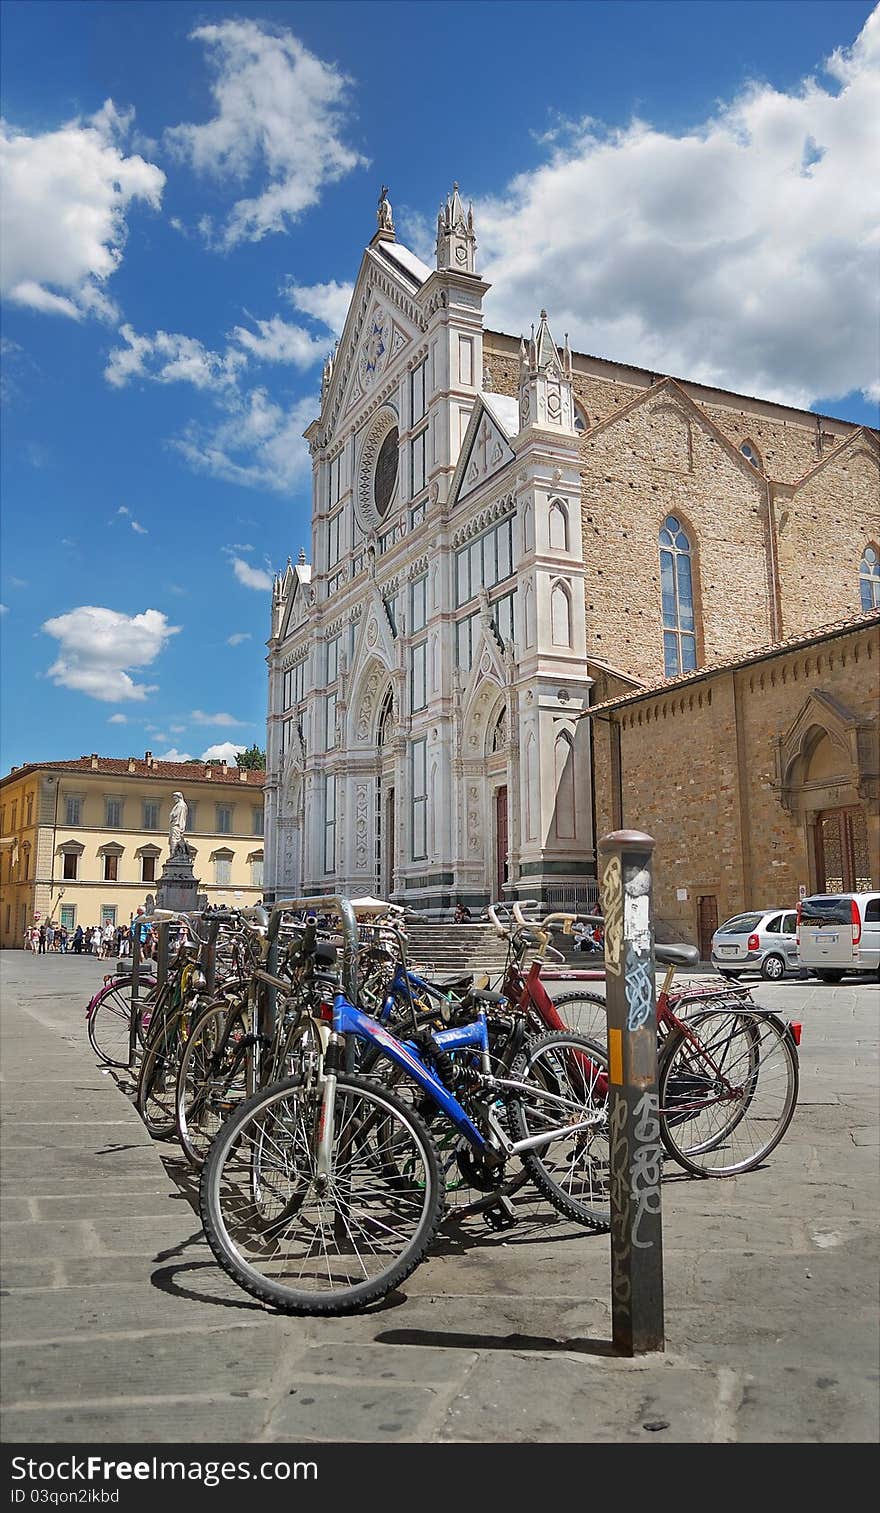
483, 1194, 518, 1230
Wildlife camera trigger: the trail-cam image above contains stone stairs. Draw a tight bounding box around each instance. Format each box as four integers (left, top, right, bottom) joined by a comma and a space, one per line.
401, 924, 512, 983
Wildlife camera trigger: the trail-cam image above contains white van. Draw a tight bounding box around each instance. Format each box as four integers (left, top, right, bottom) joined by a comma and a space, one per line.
797, 892, 880, 982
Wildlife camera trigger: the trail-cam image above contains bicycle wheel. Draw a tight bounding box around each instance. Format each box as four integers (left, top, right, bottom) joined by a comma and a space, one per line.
658, 1009, 799, 1176
200, 1072, 444, 1314
87, 977, 157, 1067
549, 990, 607, 1042
136, 1012, 189, 1138
175, 1001, 254, 1169
508, 1031, 611, 1229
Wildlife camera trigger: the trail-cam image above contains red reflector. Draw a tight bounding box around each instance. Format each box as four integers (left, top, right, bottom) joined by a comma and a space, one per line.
317, 1002, 334, 1023
789, 1021, 802, 1045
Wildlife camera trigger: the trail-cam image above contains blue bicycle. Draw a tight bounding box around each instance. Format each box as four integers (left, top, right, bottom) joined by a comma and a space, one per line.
199, 930, 611, 1315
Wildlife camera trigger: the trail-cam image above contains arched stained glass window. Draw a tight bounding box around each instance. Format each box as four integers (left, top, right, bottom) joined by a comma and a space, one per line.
859, 545, 880, 611
659, 515, 697, 677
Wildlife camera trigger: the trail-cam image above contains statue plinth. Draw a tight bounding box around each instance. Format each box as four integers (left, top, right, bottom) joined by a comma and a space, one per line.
155, 844, 205, 914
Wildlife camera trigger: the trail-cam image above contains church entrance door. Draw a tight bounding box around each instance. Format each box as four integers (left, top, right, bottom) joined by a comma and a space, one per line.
495, 786, 509, 902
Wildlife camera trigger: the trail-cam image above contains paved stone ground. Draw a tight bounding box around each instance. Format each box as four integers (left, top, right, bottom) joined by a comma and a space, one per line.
1, 952, 878, 1444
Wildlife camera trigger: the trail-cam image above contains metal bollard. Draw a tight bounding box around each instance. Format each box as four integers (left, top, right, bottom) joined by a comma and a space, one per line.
598, 829, 664, 1355
128, 929, 141, 1067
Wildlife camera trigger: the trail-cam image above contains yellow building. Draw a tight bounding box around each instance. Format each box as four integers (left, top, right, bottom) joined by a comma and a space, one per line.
0, 751, 265, 948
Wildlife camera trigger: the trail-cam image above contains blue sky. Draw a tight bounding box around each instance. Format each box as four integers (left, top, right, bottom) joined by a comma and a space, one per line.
1, 0, 878, 774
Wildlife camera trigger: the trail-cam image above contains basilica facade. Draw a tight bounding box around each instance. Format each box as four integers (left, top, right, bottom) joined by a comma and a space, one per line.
262, 185, 878, 916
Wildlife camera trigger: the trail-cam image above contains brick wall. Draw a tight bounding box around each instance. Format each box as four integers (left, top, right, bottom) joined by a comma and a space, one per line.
591, 622, 879, 947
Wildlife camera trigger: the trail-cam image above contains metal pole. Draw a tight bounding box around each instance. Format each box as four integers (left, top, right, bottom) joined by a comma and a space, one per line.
202, 918, 219, 996
128, 926, 141, 1067
156, 921, 169, 990
598, 828, 664, 1355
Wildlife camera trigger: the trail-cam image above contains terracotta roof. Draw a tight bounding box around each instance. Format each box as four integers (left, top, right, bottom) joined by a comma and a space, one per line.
1, 755, 265, 789
582, 610, 880, 718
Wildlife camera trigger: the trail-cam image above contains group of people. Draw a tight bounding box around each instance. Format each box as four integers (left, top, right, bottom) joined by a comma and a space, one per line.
25, 919, 142, 958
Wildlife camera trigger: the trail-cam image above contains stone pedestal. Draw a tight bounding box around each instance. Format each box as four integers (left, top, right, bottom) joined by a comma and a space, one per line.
155, 845, 206, 913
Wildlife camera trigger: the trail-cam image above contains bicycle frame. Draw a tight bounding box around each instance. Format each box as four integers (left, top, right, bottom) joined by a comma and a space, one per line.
330, 990, 604, 1161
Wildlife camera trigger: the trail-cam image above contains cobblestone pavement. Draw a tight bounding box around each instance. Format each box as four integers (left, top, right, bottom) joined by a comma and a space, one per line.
1, 953, 878, 1444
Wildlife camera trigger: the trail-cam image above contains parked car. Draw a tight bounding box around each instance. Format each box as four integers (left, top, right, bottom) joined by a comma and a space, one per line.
710, 907, 800, 981
796, 891, 880, 982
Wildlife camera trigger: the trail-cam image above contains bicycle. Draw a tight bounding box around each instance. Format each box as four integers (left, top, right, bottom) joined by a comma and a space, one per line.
199, 900, 613, 1315
85, 970, 158, 1067
513, 906, 802, 1178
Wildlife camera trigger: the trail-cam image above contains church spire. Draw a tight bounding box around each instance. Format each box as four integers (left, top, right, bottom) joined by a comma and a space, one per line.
518, 306, 576, 433
436, 181, 477, 273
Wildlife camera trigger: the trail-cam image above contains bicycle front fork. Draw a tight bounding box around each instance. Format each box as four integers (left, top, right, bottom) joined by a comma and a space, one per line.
314, 1031, 345, 1188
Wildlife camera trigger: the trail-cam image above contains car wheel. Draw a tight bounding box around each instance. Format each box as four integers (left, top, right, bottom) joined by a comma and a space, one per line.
760, 954, 786, 982
814, 970, 845, 983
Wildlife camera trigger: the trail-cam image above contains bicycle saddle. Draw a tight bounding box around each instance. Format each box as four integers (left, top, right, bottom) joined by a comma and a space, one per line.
655, 943, 700, 967
314, 941, 338, 967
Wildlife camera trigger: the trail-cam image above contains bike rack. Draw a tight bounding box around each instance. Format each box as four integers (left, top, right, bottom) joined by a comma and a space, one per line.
266, 895, 360, 1003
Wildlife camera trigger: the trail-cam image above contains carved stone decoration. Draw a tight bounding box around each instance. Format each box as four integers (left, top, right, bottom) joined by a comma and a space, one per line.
354, 782, 370, 871
467, 784, 481, 853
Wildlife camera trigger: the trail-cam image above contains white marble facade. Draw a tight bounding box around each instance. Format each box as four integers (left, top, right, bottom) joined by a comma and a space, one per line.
264, 187, 595, 915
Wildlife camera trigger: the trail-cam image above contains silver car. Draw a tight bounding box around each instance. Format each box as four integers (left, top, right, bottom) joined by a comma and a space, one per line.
710, 908, 800, 981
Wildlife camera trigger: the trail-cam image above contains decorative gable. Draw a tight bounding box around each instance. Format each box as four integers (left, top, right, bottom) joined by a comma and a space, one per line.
450, 397, 517, 506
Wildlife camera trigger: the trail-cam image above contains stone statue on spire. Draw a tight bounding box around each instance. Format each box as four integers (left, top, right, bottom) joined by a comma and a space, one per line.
377, 184, 395, 235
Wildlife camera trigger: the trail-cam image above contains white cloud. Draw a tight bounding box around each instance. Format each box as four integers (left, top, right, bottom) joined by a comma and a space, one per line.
285, 279, 353, 337
477, 5, 880, 409
41, 606, 179, 702
201, 742, 246, 763
165, 20, 366, 248
0, 102, 164, 321
227, 632, 251, 646
230, 555, 273, 591
175, 390, 316, 494
130, 520, 148, 535
229, 315, 326, 367
156, 747, 193, 762
108, 713, 127, 724
105, 323, 246, 391
0, 604, 8, 615
191, 709, 248, 727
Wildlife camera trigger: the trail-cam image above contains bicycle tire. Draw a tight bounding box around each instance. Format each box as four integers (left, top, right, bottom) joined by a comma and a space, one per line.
508, 1030, 611, 1229
549, 990, 607, 1042
136, 1012, 189, 1138
87, 977, 157, 1067
658, 1009, 799, 1176
199, 1072, 444, 1315
175, 1000, 253, 1169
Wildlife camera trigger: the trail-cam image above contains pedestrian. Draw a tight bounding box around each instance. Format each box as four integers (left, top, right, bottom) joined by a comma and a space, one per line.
92, 927, 102, 956
72, 924, 84, 955
45, 921, 55, 952
454, 903, 472, 924
83, 925, 93, 955
28, 924, 39, 954
133, 907, 152, 960
58, 925, 68, 953
102, 921, 115, 958
38, 923, 46, 954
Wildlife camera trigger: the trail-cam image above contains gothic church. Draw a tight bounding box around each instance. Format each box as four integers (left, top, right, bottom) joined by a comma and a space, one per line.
263, 185, 879, 917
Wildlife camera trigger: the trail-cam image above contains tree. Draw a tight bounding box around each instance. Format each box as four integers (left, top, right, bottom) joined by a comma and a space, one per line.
235, 744, 266, 771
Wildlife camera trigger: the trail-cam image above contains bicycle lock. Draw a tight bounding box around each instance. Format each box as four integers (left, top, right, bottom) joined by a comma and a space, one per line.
599, 828, 665, 1354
